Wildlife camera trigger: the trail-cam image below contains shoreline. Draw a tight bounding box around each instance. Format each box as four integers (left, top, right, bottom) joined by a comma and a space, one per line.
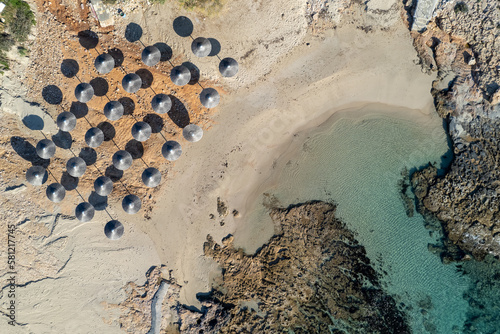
143, 18, 438, 306
233, 102, 444, 253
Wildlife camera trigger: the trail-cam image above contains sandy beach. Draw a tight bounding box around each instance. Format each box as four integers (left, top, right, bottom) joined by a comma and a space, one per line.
0, 0, 440, 331
138, 0, 437, 307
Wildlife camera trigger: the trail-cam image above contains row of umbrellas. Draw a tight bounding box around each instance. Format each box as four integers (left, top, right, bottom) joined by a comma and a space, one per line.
75, 76, 219, 108
95, 42, 239, 77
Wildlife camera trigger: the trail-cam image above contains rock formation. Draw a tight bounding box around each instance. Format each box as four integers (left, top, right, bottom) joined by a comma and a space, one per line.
407, 0, 500, 260
173, 202, 409, 333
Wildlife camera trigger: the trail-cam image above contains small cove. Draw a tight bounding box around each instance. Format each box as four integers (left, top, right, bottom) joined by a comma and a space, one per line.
237, 104, 471, 333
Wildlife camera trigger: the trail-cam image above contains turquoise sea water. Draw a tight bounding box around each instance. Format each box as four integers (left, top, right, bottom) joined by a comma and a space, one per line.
247, 106, 476, 333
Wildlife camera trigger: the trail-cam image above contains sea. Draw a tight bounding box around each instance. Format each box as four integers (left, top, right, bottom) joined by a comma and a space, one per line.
241, 104, 500, 333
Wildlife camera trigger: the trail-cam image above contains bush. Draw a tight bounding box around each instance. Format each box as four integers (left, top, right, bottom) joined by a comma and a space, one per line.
179, 0, 223, 14
3, 0, 36, 42
454, 2, 468, 14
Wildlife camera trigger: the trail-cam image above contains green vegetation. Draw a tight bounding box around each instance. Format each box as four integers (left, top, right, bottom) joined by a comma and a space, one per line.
151, 0, 167, 4
0, 0, 35, 73
454, 2, 469, 13
178, 0, 224, 15
102, 0, 118, 4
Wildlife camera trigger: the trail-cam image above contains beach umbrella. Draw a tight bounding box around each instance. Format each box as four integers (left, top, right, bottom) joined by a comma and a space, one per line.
112, 150, 133, 171
36, 139, 56, 159
46, 183, 65, 203
131, 122, 152, 142
122, 194, 141, 214
94, 53, 115, 74
104, 220, 124, 240
162, 141, 182, 161
66, 157, 87, 177
85, 127, 104, 148
94, 176, 113, 196
57, 111, 77, 132
75, 83, 94, 103
170, 65, 191, 86
26, 166, 47, 186
151, 94, 172, 114
183, 124, 203, 142
200, 88, 220, 108
104, 100, 124, 121
141, 46, 161, 67
142, 167, 161, 187
219, 57, 239, 77
191, 37, 212, 57
75, 202, 95, 222
122, 73, 142, 93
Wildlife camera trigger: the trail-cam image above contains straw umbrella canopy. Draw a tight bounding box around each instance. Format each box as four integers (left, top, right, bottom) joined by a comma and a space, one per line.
183, 124, 203, 142
94, 53, 115, 74
219, 57, 239, 77
170, 65, 191, 86
104, 220, 124, 240
162, 141, 182, 161
141, 46, 161, 66
191, 37, 212, 57
36, 139, 56, 159
57, 111, 77, 132
122, 73, 142, 93
75, 202, 95, 222
26, 166, 47, 186
75, 83, 94, 103
94, 176, 113, 196
122, 194, 141, 214
46, 183, 65, 203
112, 150, 133, 170
151, 94, 172, 114
66, 157, 87, 177
200, 88, 220, 108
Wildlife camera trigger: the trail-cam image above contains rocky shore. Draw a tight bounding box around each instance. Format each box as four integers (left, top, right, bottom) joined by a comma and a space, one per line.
129, 202, 408, 333
407, 0, 500, 260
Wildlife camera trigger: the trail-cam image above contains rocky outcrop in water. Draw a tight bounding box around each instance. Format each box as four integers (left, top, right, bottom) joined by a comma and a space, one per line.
173, 202, 409, 333
407, 0, 500, 260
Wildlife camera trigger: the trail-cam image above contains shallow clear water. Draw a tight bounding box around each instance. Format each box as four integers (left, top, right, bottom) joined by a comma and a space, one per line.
248, 106, 471, 333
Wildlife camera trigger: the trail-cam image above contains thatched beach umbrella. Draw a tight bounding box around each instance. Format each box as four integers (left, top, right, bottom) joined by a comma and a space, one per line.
104, 220, 124, 240
36, 139, 56, 159
162, 141, 182, 161
112, 150, 133, 171
183, 124, 203, 142
75, 202, 95, 222
94, 53, 115, 74
122, 194, 141, 214
57, 111, 77, 132
75, 83, 94, 103
191, 37, 212, 57
66, 157, 86, 177
26, 166, 47, 186
142, 167, 161, 187
46, 183, 65, 203
142, 46, 161, 67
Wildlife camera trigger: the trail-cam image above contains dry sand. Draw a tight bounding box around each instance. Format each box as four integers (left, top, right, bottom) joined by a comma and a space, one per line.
0, 0, 438, 331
